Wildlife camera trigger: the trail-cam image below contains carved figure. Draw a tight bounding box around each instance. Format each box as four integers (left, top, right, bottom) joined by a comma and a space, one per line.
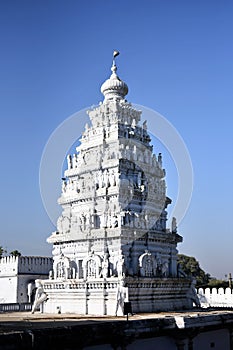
31, 281, 47, 314
172, 217, 177, 233
142, 120, 147, 130
161, 261, 169, 277
27, 282, 34, 303
112, 214, 118, 227
98, 170, 103, 188
62, 179, 67, 193
117, 255, 125, 278
177, 263, 187, 278
115, 281, 128, 316
139, 251, 156, 277
109, 169, 116, 187
67, 154, 72, 169
187, 279, 201, 308
101, 254, 109, 278
103, 169, 109, 187
87, 259, 96, 278
83, 254, 102, 279
72, 154, 77, 168
158, 153, 162, 167
156, 255, 162, 276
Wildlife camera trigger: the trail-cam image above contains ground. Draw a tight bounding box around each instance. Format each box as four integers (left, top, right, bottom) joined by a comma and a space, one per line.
1, 309, 233, 333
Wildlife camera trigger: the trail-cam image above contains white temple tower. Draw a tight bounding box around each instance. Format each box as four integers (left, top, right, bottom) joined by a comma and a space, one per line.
40, 54, 193, 315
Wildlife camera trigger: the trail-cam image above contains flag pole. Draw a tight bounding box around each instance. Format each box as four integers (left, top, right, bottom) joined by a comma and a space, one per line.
113, 50, 120, 66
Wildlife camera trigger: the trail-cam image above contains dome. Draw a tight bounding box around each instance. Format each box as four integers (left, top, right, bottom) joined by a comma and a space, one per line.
101, 63, 128, 102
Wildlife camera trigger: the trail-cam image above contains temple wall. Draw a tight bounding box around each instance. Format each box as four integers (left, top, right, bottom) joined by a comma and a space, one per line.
0, 256, 18, 275
0, 256, 52, 304
193, 329, 230, 350
18, 256, 53, 274
0, 276, 18, 303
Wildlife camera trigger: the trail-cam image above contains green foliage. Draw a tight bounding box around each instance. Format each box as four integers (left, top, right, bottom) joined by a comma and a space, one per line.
177, 254, 210, 287
0, 246, 7, 257
0, 247, 21, 258
10, 250, 21, 257
177, 254, 232, 289
207, 278, 229, 288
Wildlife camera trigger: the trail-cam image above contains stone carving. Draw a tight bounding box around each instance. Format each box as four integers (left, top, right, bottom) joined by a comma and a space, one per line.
109, 169, 116, 187
31, 280, 47, 314
115, 280, 128, 316
96, 170, 102, 188
83, 253, 102, 280
62, 179, 67, 193
172, 217, 177, 233
161, 261, 169, 277
72, 154, 77, 168
177, 263, 187, 278
101, 253, 109, 278
116, 254, 125, 278
187, 279, 201, 308
142, 120, 147, 130
156, 254, 162, 277
67, 154, 72, 169
57, 215, 70, 234
54, 255, 73, 279
139, 251, 156, 277
158, 153, 162, 167
87, 259, 97, 277
27, 282, 34, 303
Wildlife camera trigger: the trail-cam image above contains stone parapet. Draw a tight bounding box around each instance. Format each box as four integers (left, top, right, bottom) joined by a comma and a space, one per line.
197, 287, 233, 308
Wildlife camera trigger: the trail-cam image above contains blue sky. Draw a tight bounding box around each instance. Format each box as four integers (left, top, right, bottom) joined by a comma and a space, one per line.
0, 0, 232, 279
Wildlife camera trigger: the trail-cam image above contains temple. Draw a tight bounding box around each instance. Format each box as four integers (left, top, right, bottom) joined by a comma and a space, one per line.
38, 53, 194, 315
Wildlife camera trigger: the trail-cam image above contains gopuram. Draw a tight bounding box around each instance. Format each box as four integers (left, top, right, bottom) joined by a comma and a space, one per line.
37, 52, 195, 315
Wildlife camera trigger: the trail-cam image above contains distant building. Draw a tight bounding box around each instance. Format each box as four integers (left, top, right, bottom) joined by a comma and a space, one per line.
0, 256, 52, 304
36, 54, 195, 315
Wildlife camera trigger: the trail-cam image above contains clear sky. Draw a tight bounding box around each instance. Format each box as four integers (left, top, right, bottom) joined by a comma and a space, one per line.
0, 0, 232, 279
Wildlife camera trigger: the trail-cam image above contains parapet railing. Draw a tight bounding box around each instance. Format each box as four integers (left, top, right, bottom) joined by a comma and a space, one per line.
197, 287, 233, 308
0, 303, 32, 312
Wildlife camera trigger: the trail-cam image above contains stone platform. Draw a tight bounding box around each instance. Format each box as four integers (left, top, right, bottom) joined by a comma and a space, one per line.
41, 277, 192, 315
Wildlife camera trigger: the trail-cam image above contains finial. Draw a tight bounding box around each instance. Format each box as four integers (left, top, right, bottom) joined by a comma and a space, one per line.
112, 50, 120, 74
101, 50, 128, 101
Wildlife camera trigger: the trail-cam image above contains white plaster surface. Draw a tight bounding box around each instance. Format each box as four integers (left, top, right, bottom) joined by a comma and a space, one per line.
0, 256, 52, 303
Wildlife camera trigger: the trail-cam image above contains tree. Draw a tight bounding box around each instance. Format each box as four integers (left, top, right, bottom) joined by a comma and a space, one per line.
0, 246, 7, 258
10, 250, 21, 257
177, 254, 210, 287
207, 278, 228, 288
